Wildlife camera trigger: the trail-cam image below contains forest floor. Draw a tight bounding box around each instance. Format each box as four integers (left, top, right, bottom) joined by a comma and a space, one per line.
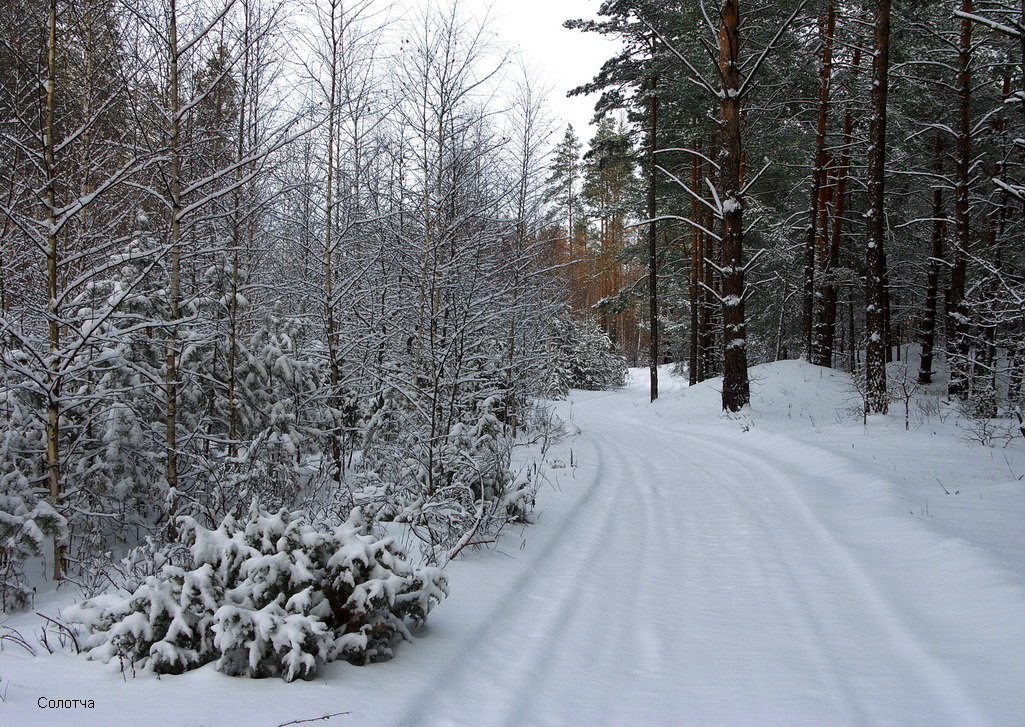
3, 359, 1024, 726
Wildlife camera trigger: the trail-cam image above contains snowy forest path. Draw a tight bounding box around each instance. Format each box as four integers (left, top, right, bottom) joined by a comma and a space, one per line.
397, 376, 1023, 727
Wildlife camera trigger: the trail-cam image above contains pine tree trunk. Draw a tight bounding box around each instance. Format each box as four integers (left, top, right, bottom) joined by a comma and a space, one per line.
1009, 1, 1025, 407
807, 0, 835, 364
864, 0, 891, 414
689, 134, 701, 385
948, 0, 973, 399
918, 134, 945, 384
647, 63, 659, 401
818, 44, 860, 369
718, 0, 750, 412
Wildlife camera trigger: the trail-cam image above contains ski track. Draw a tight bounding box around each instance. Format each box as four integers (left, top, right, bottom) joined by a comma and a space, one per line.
399, 386, 1021, 727
669, 426, 987, 725
397, 425, 618, 727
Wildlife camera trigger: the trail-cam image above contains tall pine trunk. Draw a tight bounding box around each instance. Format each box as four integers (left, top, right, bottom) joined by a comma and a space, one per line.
948, 0, 973, 398
807, 0, 836, 364
718, 0, 750, 412
918, 135, 945, 384
864, 0, 891, 414
647, 62, 659, 401
819, 44, 860, 369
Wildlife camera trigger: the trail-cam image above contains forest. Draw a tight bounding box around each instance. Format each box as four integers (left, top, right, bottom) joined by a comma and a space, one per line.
557, 0, 1025, 417
1, 0, 1024, 722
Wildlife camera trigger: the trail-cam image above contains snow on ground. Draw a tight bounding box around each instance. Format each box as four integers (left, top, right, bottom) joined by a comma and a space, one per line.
2, 359, 1023, 726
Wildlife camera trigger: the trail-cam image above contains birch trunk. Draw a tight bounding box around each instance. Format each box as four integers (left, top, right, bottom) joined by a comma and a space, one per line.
44, 0, 63, 580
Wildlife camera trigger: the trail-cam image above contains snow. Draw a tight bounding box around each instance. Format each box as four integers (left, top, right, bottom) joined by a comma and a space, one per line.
3, 360, 1023, 725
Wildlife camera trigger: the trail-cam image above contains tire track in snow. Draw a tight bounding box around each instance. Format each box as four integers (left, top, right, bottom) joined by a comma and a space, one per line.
397, 387, 1004, 726
609, 417, 867, 724
539, 425, 662, 723
398, 426, 625, 727
524, 398, 878, 724
492, 422, 668, 721
671, 426, 990, 725
627, 423, 869, 725
544, 404, 856, 723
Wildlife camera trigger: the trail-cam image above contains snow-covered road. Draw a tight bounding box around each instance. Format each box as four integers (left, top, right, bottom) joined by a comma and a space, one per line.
395, 375, 1025, 727
5, 365, 1023, 726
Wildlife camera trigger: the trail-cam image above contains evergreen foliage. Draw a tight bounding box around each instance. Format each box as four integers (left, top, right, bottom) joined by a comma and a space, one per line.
544, 316, 629, 395
65, 505, 447, 681
0, 358, 67, 610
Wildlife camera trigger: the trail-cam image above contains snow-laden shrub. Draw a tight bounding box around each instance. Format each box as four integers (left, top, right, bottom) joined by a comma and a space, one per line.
65, 505, 447, 681
355, 384, 532, 562
58, 223, 171, 584
0, 490, 66, 612
542, 316, 628, 396
0, 373, 67, 611
415, 394, 535, 554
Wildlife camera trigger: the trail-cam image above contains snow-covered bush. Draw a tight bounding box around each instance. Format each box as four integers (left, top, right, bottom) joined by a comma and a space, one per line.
415, 394, 534, 554
0, 490, 66, 612
65, 505, 447, 681
0, 367, 67, 611
59, 221, 171, 581
173, 314, 326, 528
542, 316, 628, 396
355, 382, 532, 562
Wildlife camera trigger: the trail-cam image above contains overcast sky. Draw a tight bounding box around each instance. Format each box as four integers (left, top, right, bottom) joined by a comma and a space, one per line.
397, 0, 621, 143
478, 0, 619, 138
